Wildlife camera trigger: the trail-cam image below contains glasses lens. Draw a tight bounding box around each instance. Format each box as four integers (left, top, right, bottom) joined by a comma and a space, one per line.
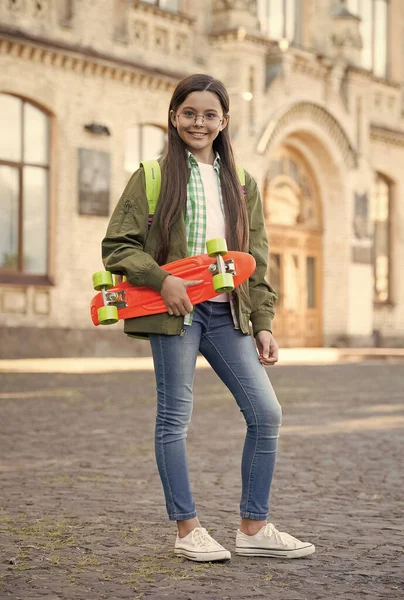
178, 111, 221, 130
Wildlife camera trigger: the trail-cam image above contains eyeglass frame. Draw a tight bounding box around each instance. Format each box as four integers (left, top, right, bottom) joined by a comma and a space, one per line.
175, 110, 226, 131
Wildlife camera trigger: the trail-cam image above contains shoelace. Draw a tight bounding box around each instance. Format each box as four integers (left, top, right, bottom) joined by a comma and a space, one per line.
263, 523, 298, 547
192, 527, 216, 550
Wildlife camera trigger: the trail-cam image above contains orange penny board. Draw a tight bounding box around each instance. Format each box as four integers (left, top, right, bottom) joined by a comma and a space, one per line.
90, 251, 256, 326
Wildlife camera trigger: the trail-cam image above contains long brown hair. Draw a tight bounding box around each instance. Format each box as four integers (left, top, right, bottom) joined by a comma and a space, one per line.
157, 74, 249, 265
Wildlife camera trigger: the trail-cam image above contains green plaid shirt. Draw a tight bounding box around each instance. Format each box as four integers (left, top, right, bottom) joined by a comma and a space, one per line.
184, 151, 238, 328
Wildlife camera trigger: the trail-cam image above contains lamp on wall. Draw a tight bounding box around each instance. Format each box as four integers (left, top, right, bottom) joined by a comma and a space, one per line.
84, 123, 111, 136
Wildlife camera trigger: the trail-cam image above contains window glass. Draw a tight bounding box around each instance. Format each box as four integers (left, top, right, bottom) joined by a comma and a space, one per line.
125, 124, 166, 173
257, 0, 298, 41
347, 0, 388, 77
0, 94, 22, 162
0, 94, 50, 279
306, 256, 316, 309
371, 175, 390, 303
269, 0, 284, 39
269, 253, 282, 307
361, 0, 373, 71
24, 103, 49, 165
23, 166, 48, 274
285, 0, 296, 41
374, 0, 387, 77
0, 166, 19, 270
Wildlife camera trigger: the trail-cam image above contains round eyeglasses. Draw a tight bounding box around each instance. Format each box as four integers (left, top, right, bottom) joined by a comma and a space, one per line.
177, 110, 222, 131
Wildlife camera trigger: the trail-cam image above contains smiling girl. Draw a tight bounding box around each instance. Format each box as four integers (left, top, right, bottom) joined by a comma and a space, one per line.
102, 74, 315, 562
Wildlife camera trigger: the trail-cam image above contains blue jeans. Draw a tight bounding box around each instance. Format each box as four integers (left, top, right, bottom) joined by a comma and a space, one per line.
149, 301, 282, 521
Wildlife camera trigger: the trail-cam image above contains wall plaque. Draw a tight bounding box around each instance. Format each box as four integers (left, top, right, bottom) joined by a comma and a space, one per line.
78, 148, 110, 216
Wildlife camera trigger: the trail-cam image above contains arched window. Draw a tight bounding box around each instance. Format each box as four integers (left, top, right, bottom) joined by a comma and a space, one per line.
371, 174, 391, 303
0, 94, 50, 282
257, 0, 301, 44
346, 0, 388, 78
124, 124, 167, 174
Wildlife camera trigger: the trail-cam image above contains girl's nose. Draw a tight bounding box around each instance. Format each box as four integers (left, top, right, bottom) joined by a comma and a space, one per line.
194, 115, 205, 126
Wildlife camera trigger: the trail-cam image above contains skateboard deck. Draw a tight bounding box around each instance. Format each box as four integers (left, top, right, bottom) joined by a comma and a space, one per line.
90, 250, 256, 326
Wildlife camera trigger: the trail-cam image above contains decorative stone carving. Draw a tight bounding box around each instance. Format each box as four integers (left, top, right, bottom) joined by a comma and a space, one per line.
32, 0, 49, 19
257, 102, 357, 169
133, 20, 149, 48
210, 0, 258, 32
330, 2, 362, 65
154, 27, 169, 53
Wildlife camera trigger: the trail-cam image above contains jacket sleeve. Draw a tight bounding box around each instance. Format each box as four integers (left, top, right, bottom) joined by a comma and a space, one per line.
101, 168, 170, 291
245, 171, 278, 335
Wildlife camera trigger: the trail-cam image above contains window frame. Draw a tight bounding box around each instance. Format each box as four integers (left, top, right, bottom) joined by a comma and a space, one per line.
257, 0, 300, 44
124, 123, 167, 175
0, 93, 53, 286
347, 0, 389, 78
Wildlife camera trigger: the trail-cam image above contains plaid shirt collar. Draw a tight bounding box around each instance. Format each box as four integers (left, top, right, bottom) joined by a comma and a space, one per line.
187, 150, 221, 173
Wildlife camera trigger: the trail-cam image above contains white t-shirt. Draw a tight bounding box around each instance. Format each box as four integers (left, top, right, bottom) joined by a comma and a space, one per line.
198, 162, 229, 303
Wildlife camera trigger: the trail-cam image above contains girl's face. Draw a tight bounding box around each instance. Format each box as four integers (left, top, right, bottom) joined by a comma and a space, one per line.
170, 91, 228, 161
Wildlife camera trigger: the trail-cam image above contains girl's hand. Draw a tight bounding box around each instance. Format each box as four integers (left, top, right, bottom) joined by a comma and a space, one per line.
255, 330, 279, 366
161, 275, 204, 316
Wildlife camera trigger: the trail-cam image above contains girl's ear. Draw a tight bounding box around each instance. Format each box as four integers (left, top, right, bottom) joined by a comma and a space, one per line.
220, 115, 229, 131
170, 109, 177, 128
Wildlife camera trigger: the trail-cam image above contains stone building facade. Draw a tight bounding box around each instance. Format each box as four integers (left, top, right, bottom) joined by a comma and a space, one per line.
1, 0, 403, 357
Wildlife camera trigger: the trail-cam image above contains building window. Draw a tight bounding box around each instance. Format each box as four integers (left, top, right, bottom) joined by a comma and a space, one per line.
347, 0, 388, 78
257, 0, 300, 43
0, 94, 50, 281
124, 124, 167, 174
371, 174, 391, 303
141, 0, 179, 12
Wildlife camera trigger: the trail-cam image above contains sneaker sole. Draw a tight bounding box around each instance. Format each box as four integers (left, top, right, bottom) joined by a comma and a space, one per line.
235, 544, 315, 559
174, 548, 231, 562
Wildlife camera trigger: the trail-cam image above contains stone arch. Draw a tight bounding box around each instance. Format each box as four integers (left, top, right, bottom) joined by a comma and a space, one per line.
257, 102, 357, 169
261, 124, 353, 347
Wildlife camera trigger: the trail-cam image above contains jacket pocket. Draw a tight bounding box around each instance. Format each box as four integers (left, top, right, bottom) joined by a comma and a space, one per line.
117, 198, 133, 232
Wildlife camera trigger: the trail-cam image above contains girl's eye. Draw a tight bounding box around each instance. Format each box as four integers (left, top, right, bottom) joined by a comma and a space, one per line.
183, 110, 195, 117
205, 113, 217, 119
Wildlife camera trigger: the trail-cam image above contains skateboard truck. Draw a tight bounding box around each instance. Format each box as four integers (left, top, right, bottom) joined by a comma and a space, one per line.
208, 258, 236, 275
101, 288, 128, 309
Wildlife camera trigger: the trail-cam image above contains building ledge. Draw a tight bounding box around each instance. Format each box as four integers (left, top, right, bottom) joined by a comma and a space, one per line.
0, 24, 188, 84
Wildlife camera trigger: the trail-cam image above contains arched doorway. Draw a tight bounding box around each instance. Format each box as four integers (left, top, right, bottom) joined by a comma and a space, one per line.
264, 145, 323, 347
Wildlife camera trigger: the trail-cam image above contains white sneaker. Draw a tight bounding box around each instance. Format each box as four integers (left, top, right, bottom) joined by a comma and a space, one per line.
236, 523, 315, 559
174, 527, 231, 562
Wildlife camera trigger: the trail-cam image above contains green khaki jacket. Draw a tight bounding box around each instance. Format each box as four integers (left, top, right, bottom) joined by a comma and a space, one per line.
101, 158, 277, 338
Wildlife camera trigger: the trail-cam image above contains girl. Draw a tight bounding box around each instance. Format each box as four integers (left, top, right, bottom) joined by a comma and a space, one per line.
102, 74, 315, 561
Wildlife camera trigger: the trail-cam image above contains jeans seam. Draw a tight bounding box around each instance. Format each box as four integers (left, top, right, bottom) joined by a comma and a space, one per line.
202, 334, 259, 516
158, 335, 176, 517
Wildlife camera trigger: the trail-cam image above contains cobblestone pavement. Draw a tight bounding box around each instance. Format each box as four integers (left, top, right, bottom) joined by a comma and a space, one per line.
0, 362, 403, 600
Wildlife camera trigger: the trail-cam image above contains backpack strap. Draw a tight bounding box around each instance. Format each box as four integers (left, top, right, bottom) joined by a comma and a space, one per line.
236, 165, 246, 187
140, 159, 161, 215
141, 160, 246, 218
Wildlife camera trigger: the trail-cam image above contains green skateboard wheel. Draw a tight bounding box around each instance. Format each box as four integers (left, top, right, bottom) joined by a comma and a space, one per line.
93, 271, 113, 291
213, 273, 234, 293
206, 238, 228, 257
98, 305, 119, 325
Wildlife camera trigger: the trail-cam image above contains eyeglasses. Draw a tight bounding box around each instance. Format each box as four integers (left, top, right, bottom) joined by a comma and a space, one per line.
176, 110, 222, 131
